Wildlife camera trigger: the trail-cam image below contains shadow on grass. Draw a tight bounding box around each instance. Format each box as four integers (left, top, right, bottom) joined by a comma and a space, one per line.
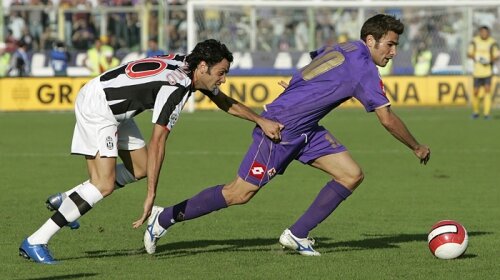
64, 231, 490, 260
19, 273, 98, 280
319, 231, 489, 253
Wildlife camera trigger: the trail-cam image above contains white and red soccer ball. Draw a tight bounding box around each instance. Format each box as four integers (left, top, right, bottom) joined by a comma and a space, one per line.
427, 220, 468, 259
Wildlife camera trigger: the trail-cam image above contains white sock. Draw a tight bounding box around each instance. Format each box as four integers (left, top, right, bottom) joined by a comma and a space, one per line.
28, 181, 103, 245
28, 219, 60, 245
63, 180, 89, 198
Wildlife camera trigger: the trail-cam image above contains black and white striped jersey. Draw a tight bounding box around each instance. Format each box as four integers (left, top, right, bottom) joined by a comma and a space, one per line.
98, 54, 214, 130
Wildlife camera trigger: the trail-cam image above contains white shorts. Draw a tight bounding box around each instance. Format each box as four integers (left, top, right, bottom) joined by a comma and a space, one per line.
71, 78, 146, 157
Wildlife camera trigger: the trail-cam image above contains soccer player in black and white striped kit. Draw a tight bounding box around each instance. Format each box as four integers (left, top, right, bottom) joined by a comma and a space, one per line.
19, 39, 284, 264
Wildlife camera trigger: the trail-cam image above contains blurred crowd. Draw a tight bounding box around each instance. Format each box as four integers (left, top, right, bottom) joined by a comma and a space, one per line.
3, 0, 187, 52
1, 0, 186, 76
1, 1, 500, 77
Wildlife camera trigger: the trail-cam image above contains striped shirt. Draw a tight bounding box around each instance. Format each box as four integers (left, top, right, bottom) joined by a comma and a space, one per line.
98, 54, 216, 130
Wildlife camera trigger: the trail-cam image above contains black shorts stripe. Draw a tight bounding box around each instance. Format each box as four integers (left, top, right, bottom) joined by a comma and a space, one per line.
51, 211, 68, 228
69, 192, 92, 216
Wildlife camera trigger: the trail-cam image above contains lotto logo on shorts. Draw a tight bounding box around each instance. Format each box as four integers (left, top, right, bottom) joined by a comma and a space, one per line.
106, 136, 114, 150
250, 161, 267, 180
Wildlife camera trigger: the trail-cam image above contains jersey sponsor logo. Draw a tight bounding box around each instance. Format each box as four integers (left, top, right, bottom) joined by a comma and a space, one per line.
106, 136, 114, 150
250, 161, 267, 180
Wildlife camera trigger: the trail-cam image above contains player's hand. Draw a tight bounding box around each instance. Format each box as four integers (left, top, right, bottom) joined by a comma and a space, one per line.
258, 117, 284, 143
132, 198, 154, 228
413, 144, 431, 165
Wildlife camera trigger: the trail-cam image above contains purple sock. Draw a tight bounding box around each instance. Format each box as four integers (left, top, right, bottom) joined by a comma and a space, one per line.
158, 185, 227, 229
289, 180, 352, 238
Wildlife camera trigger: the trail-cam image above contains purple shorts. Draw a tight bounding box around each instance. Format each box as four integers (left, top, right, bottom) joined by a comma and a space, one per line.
238, 125, 347, 187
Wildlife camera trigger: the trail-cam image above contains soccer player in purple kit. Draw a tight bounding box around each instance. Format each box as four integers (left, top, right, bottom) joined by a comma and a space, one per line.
144, 14, 431, 256
18, 39, 283, 264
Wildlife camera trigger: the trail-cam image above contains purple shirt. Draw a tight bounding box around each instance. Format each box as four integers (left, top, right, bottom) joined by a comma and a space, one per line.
262, 40, 390, 136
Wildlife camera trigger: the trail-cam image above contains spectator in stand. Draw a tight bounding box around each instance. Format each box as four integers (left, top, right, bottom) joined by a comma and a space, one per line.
412, 41, 433, 76
50, 40, 70, 76
126, 12, 141, 50
5, 29, 19, 53
315, 11, 336, 47
59, 0, 76, 48
72, 18, 97, 50
294, 17, 309, 52
8, 40, 30, 77
7, 11, 26, 42
28, 0, 45, 51
0, 43, 12, 77
85, 37, 113, 76
146, 37, 165, 57
99, 49, 120, 73
19, 27, 34, 52
109, 0, 131, 49
40, 26, 59, 51
270, 11, 287, 50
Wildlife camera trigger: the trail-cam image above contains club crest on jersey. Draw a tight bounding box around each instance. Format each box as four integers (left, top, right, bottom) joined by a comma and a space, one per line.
267, 167, 276, 178
250, 161, 267, 180
105, 136, 114, 150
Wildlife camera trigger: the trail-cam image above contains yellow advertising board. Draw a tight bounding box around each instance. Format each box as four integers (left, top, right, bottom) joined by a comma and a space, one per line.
0, 76, 499, 111
0, 77, 89, 111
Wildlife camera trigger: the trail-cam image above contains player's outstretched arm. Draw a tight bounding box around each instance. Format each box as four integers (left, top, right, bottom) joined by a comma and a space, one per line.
374, 106, 431, 165
132, 123, 170, 228
208, 91, 284, 142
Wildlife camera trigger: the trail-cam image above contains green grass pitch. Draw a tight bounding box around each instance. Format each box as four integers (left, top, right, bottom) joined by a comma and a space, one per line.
1, 107, 499, 279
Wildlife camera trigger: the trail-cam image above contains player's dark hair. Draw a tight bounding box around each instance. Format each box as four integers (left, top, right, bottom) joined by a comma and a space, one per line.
185, 39, 233, 73
360, 14, 404, 42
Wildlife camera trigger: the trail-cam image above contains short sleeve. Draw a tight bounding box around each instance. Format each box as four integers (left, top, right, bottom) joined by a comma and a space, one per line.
355, 68, 390, 112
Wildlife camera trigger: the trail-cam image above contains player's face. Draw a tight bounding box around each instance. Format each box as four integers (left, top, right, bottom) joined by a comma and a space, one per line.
366, 31, 399, 67
195, 59, 230, 91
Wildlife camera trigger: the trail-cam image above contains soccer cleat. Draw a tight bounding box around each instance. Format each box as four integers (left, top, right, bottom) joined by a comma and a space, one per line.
471, 113, 479, 120
45, 193, 80, 230
19, 238, 57, 264
144, 206, 167, 254
279, 229, 321, 256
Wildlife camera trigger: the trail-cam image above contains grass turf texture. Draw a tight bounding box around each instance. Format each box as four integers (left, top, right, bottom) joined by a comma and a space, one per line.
1, 107, 499, 279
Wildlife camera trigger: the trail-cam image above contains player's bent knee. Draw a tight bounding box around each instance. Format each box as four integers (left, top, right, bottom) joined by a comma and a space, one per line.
222, 178, 259, 206
91, 181, 115, 197
134, 170, 147, 180
338, 169, 364, 191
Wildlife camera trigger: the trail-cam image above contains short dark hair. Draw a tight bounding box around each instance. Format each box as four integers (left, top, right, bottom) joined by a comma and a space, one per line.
185, 39, 233, 73
360, 14, 404, 42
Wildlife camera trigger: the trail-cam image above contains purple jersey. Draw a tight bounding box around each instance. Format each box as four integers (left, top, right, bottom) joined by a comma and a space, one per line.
238, 40, 390, 187
262, 40, 390, 136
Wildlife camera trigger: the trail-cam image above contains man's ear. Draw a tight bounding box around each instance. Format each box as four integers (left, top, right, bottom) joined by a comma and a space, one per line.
198, 61, 207, 74
366, 35, 375, 48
